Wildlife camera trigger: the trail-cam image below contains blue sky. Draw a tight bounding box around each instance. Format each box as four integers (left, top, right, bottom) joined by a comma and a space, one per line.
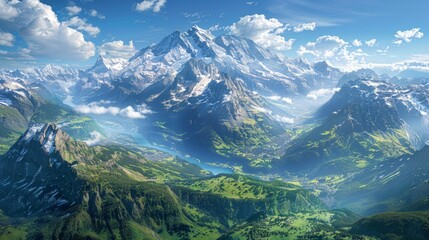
0, 0, 428, 72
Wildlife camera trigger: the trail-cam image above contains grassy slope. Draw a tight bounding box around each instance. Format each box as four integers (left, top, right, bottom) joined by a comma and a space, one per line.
171, 174, 325, 228
219, 210, 374, 240
279, 120, 412, 176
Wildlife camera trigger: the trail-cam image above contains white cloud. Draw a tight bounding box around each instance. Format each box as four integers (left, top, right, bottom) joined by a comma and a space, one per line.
364, 55, 429, 73
0, 0, 19, 20
365, 39, 377, 47
64, 17, 100, 37
253, 106, 272, 115
394, 28, 424, 45
120, 106, 150, 119
0, 0, 95, 60
183, 12, 211, 24
0, 32, 14, 47
66, 5, 82, 16
136, 0, 166, 13
75, 102, 152, 119
297, 35, 347, 58
267, 95, 293, 104
297, 35, 367, 71
89, 9, 105, 19
273, 115, 294, 124
376, 46, 389, 54
293, 22, 316, 32
208, 24, 222, 32
393, 40, 403, 45
253, 106, 294, 124
99, 40, 137, 59
0, 47, 34, 62
306, 88, 340, 100
352, 39, 362, 47
84, 131, 103, 146
228, 14, 295, 51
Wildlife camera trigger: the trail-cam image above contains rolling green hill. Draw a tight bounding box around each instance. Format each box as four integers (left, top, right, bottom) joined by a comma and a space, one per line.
171, 174, 325, 227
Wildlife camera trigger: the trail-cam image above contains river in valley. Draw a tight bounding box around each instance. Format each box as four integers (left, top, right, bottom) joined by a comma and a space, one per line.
86, 115, 233, 175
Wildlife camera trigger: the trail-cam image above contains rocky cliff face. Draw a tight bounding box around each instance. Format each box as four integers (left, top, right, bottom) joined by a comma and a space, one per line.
0, 124, 83, 217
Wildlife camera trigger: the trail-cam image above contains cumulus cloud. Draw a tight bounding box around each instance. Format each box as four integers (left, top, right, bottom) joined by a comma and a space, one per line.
228, 14, 295, 51
297, 35, 348, 57
0, 31, 14, 46
66, 5, 81, 16
0, 0, 96, 60
0, 0, 19, 20
253, 106, 294, 124
306, 88, 340, 100
273, 115, 294, 124
84, 131, 104, 146
253, 106, 272, 115
99, 40, 137, 59
89, 9, 105, 19
267, 95, 293, 104
293, 22, 316, 32
136, 0, 167, 13
75, 102, 152, 119
394, 28, 424, 45
64, 17, 100, 37
297, 35, 367, 71
365, 39, 377, 47
352, 39, 362, 47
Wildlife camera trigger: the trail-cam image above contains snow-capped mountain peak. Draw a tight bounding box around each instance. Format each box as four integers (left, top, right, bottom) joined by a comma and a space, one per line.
186, 25, 215, 43
87, 55, 127, 74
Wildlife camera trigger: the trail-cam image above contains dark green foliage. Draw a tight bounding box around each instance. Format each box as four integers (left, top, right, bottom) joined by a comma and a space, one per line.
351, 211, 429, 240
171, 174, 325, 226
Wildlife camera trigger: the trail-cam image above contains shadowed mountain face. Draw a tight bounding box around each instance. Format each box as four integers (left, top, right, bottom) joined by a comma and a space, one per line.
275, 79, 429, 176
351, 212, 429, 240
0, 124, 82, 216
335, 145, 429, 215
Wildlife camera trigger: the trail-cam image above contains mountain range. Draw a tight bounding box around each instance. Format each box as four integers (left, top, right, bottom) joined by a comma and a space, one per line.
0, 25, 428, 239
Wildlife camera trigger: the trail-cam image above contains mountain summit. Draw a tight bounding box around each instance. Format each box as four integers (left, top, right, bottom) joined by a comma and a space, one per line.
78, 26, 344, 168
0, 123, 81, 216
